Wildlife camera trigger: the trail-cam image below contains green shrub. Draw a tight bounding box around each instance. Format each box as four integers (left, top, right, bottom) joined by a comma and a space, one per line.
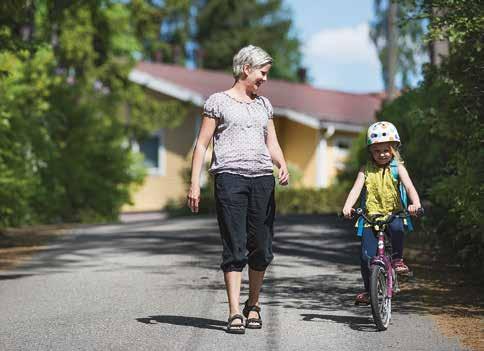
167, 160, 344, 217
276, 187, 345, 215
330, 0, 484, 272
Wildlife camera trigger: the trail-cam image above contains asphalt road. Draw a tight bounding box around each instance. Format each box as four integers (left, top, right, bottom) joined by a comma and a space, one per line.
0, 214, 465, 351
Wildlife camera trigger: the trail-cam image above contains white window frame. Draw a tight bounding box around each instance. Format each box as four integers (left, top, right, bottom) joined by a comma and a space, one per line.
133, 129, 166, 176
333, 136, 352, 170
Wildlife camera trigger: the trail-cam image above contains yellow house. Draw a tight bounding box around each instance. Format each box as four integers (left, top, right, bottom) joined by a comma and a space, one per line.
124, 62, 383, 212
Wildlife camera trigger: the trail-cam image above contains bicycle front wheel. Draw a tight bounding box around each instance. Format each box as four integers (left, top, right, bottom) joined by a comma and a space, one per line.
370, 265, 391, 331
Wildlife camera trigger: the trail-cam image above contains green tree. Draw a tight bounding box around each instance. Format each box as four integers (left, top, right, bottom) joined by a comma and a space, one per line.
343, 0, 483, 269
194, 0, 303, 81
370, 0, 427, 99
129, 0, 192, 64
0, 0, 187, 225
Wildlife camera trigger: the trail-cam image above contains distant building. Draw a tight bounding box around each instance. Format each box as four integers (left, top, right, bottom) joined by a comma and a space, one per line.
124, 61, 383, 212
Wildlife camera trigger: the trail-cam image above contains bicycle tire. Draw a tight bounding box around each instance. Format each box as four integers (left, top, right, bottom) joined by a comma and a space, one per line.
370, 265, 391, 331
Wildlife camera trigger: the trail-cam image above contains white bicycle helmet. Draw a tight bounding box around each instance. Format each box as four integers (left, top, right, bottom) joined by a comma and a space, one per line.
367, 121, 401, 146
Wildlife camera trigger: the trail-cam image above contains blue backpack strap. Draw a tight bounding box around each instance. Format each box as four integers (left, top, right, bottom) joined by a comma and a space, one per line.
356, 187, 366, 236
390, 159, 414, 232
356, 164, 368, 237
389, 159, 399, 180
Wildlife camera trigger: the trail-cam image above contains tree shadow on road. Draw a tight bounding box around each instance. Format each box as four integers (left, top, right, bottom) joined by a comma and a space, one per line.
301, 313, 377, 332
0, 273, 33, 280
8, 214, 360, 275
136, 315, 226, 332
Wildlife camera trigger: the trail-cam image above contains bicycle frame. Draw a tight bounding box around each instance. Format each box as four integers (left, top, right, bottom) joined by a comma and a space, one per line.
355, 208, 403, 296
347, 207, 422, 330
370, 226, 395, 299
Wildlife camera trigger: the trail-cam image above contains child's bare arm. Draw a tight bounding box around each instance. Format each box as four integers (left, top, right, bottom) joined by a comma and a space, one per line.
398, 164, 422, 215
342, 168, 365, 217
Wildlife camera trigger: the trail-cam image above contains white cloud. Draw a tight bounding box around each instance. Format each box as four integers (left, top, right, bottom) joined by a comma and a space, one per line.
304, 23, 380, 66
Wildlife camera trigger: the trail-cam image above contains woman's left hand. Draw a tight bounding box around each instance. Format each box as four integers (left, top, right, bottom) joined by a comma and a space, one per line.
278, 164, 289, 186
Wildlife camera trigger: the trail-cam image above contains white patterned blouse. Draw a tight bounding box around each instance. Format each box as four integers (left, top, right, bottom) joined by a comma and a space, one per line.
203, 92, 275, 177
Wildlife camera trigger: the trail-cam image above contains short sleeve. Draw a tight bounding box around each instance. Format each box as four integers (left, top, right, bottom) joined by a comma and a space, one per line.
203, 93, 222, 119
260, 96, 274, 119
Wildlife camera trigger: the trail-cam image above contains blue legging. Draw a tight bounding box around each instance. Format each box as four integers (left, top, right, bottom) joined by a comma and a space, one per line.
360, 218, 404, 292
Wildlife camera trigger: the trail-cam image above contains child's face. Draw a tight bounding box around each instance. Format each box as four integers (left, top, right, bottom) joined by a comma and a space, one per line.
369, 142, 394, 166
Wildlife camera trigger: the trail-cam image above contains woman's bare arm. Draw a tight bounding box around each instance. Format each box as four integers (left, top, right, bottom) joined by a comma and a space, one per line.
266, 119, 289, 185
187, 116, 217, 212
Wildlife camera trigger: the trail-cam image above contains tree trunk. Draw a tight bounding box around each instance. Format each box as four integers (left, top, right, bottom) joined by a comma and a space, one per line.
429, 6, 449, 66
21, 1, 35, 42
386, 1, 399, 100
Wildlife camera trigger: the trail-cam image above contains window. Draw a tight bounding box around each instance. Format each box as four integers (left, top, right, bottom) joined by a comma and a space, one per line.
333, 137, 352, 170
335, 139, 351, 150
135, 130, 165, 175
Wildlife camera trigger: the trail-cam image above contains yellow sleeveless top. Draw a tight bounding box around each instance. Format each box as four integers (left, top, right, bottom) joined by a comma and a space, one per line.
364, 162, 402, 217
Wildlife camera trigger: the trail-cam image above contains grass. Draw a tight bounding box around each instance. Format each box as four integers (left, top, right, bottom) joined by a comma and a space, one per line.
403, 233, 484, 351
0, 225, 69, 271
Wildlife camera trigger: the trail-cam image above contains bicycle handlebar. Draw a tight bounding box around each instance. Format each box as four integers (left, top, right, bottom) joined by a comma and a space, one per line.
345, 207, 424, 226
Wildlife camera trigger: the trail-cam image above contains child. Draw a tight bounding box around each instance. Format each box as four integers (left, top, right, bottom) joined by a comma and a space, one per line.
342, 121, 421, 304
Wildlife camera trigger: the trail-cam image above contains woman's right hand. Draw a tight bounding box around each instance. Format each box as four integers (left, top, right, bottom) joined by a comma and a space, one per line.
187, 184, 201, 213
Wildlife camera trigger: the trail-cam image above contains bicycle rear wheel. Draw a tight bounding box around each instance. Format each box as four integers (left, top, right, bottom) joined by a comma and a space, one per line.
370, 265, 391, 330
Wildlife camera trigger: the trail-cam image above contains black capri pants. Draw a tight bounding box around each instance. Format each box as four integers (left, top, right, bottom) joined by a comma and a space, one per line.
214, 173, 275, 272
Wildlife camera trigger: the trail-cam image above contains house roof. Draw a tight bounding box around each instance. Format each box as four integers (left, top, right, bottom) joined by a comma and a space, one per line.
129, 61, 383, 132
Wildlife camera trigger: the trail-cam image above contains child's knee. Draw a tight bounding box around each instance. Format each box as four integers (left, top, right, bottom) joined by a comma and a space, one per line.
360, 248, 371, 264
389, 218, 404, 234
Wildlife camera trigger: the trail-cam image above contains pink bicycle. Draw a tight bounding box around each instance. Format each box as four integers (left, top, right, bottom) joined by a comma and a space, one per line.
352, 208, 423, 331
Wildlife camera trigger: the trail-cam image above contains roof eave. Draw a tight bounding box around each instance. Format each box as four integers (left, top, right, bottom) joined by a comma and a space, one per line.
274, 107, 366, 133
130, 69, 368, 133
129, 69, 205, 107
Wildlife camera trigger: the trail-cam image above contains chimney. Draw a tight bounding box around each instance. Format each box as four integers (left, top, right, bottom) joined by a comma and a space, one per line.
172, 45, 182, 65
297, 67, 307, 83
154, 50, 163, 63
195, 47, 204, 68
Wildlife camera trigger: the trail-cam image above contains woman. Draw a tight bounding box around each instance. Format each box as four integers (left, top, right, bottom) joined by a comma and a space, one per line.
187, 45, 289, 334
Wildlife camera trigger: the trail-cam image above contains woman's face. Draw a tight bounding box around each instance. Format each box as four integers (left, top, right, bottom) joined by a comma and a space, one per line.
244, 64, 271, 92
369, 142, 394, 166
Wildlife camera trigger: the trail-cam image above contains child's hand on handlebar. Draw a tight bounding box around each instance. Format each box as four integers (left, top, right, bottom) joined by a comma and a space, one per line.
407, 204, 422, 216
342, 206, 354, 218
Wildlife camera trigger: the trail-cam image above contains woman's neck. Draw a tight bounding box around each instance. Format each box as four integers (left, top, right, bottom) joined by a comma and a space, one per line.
228, 81, 256, 101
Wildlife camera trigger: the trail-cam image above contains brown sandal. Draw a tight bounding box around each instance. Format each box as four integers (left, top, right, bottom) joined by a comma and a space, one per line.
226, 314, 245, 334
243, 300, 262, 329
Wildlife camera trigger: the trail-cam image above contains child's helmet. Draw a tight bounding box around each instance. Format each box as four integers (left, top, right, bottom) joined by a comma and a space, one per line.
367, 121, 400, 146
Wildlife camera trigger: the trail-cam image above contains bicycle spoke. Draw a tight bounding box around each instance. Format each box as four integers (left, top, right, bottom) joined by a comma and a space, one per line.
371, 266, 392, 330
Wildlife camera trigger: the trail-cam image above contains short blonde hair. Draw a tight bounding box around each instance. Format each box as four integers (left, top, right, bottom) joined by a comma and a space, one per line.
232, 45, 273, 80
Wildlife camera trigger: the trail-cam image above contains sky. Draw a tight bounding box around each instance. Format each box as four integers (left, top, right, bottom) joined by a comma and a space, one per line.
285, 0, 384, 93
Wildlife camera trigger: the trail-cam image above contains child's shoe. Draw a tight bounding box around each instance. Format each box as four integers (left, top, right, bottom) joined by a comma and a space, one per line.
355, 292, 370, 305
392, 259, 409, 274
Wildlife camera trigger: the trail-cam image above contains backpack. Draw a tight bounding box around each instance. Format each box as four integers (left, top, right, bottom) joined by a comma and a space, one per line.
356, 159, 413, 236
